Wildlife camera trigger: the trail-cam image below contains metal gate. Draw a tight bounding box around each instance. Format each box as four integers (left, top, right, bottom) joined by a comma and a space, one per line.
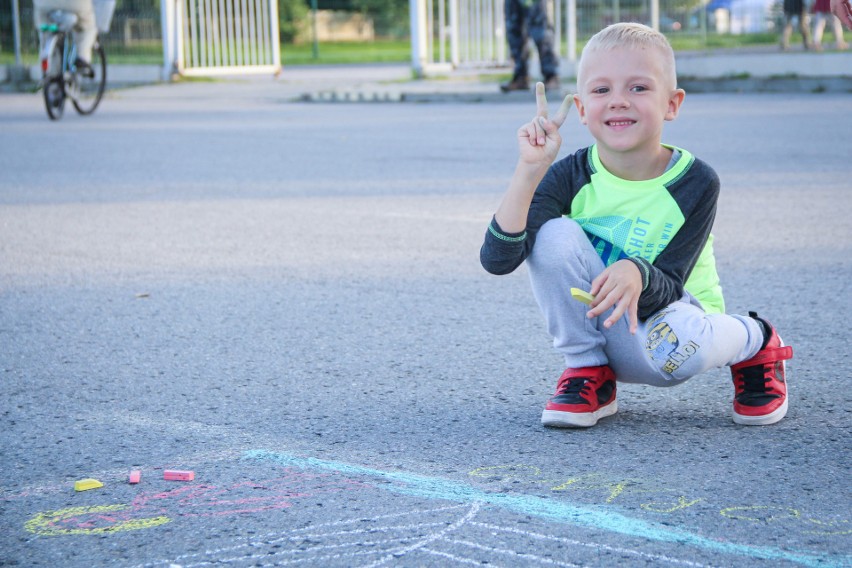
162, 0, 280, 77
410, 0, 672, 75
409, 0, 577, 75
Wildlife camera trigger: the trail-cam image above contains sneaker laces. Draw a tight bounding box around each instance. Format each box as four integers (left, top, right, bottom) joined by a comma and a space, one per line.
556, 375, 589, 397
739, 364, 773, 394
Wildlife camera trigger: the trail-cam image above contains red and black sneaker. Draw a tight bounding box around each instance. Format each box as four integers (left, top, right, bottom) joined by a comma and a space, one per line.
541, 366, 617, 428
730, 312, 793, 425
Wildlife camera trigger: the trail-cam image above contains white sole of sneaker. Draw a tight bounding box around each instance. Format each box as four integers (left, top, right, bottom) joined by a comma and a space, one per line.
733, 397, 788, 425
541, 400, 618, 428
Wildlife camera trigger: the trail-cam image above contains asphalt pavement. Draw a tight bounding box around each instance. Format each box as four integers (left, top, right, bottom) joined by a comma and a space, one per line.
1, 70, 851, 568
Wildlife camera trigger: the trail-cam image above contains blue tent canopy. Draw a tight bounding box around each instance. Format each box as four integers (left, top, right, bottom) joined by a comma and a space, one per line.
706, 0, 734, 10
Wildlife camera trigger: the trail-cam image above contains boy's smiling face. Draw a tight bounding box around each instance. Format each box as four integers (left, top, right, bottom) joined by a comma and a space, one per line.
573, 46, 685, 173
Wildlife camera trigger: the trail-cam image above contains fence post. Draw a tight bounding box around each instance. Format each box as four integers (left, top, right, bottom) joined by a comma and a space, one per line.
567, 0, 576, 61
450, 0, 460, 66
409, 0, 429, 76
11, 0, 23, 66
270, 0, 281, 70
161, 0, 176, 79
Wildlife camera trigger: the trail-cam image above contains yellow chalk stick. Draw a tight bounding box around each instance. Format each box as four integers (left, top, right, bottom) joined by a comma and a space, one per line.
74, 478, 104, 492
570, 287, 595, 305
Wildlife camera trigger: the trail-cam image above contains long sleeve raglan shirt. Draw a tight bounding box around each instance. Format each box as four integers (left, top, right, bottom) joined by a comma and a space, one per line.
480, 144, 725, 320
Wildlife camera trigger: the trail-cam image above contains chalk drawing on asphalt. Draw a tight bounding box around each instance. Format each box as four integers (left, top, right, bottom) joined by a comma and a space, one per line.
24, 468, 372, 536
244, 449, 850, 568
135, 503, 710, 568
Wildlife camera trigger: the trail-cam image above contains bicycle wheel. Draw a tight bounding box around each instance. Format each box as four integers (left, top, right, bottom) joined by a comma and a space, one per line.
42, 34, 66, 120
71, 42, 106, 115
43, 77, 66, 120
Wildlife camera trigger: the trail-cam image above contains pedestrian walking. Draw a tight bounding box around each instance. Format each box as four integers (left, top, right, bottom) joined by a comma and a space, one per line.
813, 0, 849, 48
781, 0, 814, 49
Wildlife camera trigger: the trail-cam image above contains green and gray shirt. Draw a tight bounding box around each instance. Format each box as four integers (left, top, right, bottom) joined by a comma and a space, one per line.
480, 144, 725, 319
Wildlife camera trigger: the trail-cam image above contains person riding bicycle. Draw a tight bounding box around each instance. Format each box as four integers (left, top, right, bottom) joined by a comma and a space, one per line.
33, 0, 97, 77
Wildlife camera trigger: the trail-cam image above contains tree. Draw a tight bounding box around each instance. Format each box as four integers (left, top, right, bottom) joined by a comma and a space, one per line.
349, 0, 408, 37
280, 0, 309, 42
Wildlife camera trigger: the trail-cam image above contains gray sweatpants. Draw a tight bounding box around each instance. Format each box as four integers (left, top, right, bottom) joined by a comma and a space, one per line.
526, 217, 764, 387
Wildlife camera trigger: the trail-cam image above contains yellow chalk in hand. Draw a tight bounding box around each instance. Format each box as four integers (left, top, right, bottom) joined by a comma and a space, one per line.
74, 478, 104, 492
570, 287, 595, 305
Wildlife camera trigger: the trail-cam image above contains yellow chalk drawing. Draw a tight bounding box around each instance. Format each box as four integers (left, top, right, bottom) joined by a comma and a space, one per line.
472, 466, 672, 502
468, 465, 545, 482
550, 473, 633, 503
720, 505, 800, 523
804, 518, 852, 536
470, 463, 851, 537
641, 496, 703, 513
25, 504, 171, 536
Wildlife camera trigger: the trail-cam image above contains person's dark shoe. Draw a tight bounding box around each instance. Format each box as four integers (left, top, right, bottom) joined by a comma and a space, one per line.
74, 58, 94, 78
730, 312, 793, 425
500, 75, 529, 93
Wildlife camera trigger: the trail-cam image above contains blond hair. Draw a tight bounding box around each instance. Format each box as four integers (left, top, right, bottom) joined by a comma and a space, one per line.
577, 23, 677, 90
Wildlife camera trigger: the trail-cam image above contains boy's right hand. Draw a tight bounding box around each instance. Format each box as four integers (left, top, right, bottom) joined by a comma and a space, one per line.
518, 82, 573, 168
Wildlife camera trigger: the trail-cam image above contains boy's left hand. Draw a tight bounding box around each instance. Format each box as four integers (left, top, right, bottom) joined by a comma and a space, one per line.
587, 260, 642, 334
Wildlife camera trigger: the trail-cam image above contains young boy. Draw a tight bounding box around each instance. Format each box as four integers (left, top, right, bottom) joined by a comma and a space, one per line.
479, 23, 793, 428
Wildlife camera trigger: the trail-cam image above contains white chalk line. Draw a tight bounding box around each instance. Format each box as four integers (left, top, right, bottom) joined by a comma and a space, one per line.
154, 506, 481, 568
362, 502, 482, 568
439, 538, 584, 567
133, 504, 469, 568
469, 521, 713, 568
135, 491, 714, 568
184, 536, 420, 567
185, 547, 387, 568
419, 547, 509, 567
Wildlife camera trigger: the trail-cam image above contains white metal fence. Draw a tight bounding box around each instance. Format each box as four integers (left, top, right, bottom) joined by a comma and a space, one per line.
408, 0, 786, 75
410, 0, 572, 74
162, 0, 280, 77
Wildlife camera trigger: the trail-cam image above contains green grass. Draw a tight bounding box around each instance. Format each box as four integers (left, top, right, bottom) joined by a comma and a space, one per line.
2, 33, 821, 68
667, 32, 781, 50
281, 39, 410, 65
565, 31, 783, 53
0, 38, 411, 66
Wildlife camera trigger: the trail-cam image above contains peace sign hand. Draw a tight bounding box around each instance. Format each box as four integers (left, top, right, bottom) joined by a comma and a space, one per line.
517, 82, 573, 168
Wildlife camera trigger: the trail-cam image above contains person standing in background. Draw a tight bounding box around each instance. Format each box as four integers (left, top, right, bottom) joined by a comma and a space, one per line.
501, 0, 561, 93
781, 0, 814, 50
813, 0, 849, 48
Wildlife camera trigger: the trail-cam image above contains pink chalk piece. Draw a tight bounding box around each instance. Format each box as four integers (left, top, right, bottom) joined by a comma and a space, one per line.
129, 470, 141, 484
163, 470, 195, 481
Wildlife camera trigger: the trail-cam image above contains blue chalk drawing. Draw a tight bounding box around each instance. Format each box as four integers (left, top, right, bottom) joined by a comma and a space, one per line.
244, 449, 850, 568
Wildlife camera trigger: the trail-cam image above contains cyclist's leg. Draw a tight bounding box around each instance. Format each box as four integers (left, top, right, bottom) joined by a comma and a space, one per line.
66, 0, 97, 63
36, 0, 97, 63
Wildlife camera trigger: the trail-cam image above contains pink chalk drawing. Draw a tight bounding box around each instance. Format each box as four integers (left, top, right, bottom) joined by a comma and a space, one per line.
26, 468, 371, 536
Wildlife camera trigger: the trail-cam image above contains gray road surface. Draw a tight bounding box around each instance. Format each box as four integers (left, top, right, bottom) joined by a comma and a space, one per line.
1, 77, 851, 568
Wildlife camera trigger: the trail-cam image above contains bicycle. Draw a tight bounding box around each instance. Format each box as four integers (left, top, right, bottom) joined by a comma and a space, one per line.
39, 10, 107, 120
